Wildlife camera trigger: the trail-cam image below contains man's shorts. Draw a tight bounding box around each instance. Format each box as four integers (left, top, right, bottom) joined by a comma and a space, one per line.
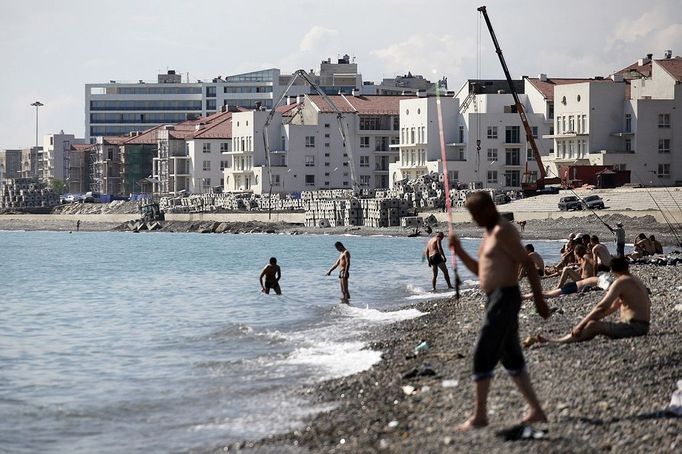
606, 319, 649, 339
472, 286, 525, 381
560, 281, 578, 295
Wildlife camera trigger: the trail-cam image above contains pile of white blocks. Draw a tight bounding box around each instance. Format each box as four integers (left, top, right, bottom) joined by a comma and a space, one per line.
0, 178, 59, 209
160, 192, 305, 213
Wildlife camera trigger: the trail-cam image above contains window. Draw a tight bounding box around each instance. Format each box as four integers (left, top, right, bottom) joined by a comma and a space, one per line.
625, 114, 632, 133
272, 175, 281, 186
360, 137, 370, 148
325, 143, 330, 147
206, 86, 216, 97
201, 178, 211, 191
613, 163, 626, 171
625, 139, 632, 152
202, 160, 211, 171
527, 149, 535, 161
324, 133, 330, 138
343, 172, 349, 177
487, 170, 498, 184
305, 136, 315, 147
220, 142, 230, 153
531, 126, 538, 138
220, 160, 230, 170
206, 99, 216, 110
581, 115, 587, 133
504, 170, 520, 187
658, 114, 670, 128
505, 148, 520, 165
549, 126, 555, 135
487, 148, 498, 161
325, 162, 330, 167
360, 156, 369, 167
505, 126, 520, 143
202, 143, 211, 153
548, 102, 554, 119
305, 175, 315, 186
448, 170, 459, 182
568, 116, 575, 132
343, 162, 348, 167
487, 126, 498, 139
658, 139, 671, 153
305, 155, 315, 166
658, 163, 671, 178
324, 153, 330, 157
393, 116, 400, 130
360, 175, 371, 186
459, 126, 464, 143
324, 123, 330, 128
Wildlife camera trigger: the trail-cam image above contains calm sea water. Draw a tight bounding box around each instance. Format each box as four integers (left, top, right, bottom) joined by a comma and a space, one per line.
0, 230, 561, 453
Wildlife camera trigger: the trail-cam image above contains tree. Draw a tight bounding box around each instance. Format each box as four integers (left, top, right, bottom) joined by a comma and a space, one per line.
50, 178, 67, 194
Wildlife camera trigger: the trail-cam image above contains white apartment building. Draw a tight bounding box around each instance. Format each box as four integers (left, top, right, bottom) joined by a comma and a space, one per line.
223, 94, 405, 194
546, 55, 682, 185
390, 80, 551, 190
185, 113, 235, 193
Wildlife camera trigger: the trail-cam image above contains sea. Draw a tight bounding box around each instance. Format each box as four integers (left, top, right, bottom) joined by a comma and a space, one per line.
0, 231, 563, 453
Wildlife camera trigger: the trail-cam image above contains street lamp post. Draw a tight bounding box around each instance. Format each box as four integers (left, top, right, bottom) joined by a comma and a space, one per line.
31, 101, 43, 180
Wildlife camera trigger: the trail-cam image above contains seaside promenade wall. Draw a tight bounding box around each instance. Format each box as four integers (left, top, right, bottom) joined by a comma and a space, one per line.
1, 209, 679, 226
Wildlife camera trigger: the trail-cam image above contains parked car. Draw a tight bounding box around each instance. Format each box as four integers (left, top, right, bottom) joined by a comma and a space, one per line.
83, 191, 102, 203
536, 186, 560, 195
581, 194, 605, 210
60, 194, 84, 204
558, 196, 583, 211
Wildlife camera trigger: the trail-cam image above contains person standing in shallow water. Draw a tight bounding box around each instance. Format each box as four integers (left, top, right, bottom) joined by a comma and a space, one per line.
425, 232, 454, 291
326, 241, 351, 302
259, 257, 281, 295
449, 191, 550, 431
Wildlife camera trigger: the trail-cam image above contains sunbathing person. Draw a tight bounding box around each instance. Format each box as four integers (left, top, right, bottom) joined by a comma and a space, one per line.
649, 235, 663, 254
535, 257, 650, 343
630, 233, 655, 258
523, 274, 613, 300
590, 235, 612, 272
518, 244, 545, 279
555, 244, 595, 289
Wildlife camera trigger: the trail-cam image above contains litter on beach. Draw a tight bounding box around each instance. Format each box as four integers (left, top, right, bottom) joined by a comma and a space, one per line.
442, 379, 459, 388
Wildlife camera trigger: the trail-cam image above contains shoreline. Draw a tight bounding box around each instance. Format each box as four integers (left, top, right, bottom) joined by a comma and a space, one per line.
1, 211, 681, 246
231, 264, 682, 453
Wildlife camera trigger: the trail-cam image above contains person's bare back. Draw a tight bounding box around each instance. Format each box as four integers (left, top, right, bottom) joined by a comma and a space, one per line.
592, 243, 612, 268
477, 222, 522, 294
612, 274, 650, 323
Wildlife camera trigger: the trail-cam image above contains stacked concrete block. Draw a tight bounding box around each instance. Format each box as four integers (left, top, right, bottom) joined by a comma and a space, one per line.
159, 192, 305, 214
400, 216, 424, 228
0, 178, 59, 209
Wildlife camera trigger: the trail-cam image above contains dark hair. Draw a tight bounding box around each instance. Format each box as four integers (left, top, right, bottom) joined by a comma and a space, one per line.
637, 233, 646, 240
465, 191, 496, 211
574, 244, 587, 257
334, 241, 344, 250
610, 256, 629, 273
525, 244, 535, 252
649, 235, 656, 241
436, 231, 445, 238
581, 234, 591, 244
591, 235, 599, 243
269, 257, 277, 264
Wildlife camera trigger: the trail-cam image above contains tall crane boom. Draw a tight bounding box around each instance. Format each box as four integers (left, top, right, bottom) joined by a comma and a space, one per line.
477, 5, 559, 191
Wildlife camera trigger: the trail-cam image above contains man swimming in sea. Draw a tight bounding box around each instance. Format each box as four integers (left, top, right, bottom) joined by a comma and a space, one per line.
449, 191, 550, 431
536, 257, 650, 344
326, 241, 351, 302
259, 257, 282, 295
425, 232, 454, 291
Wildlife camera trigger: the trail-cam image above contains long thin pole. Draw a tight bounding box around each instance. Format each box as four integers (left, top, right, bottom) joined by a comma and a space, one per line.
435, 91, 461, 299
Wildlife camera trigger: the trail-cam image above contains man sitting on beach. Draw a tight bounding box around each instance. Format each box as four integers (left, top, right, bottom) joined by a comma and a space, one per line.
326, 241, 351, 302
555, 244, 595, 292
425, 232, 454, 291
535, 257, 650, 343
630, 233, 655, 259
649, 235, 663, 254
449, 192, 550, 431
590, 235, 612, 272
518, 244, 544, 279
259, 257, 282, 295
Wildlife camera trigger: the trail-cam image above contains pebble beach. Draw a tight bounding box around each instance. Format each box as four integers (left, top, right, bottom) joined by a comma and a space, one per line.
228, 264, 682, 453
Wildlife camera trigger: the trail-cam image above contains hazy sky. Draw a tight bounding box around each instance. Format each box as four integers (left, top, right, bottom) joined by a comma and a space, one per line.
1, 0, 680, 149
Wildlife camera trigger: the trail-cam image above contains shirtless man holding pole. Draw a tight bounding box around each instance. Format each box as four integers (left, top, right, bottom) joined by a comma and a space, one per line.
449, 192, 550, 431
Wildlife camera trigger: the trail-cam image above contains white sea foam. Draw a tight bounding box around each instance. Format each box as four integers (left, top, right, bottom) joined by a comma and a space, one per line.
286, 340, 382, 378
336, 304, 425, 323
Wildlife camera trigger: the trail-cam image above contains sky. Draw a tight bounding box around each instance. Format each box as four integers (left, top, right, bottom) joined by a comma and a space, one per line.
1, 0, 681, 149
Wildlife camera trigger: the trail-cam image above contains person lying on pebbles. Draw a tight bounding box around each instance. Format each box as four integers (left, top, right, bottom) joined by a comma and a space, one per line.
529, 257, 651, 345
521, 273, 612, 300
448, 192, 550, 432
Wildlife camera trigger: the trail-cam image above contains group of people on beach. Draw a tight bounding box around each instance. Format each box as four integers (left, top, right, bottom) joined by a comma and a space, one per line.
259, 191, 654, 432
441, 192, 651, 431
